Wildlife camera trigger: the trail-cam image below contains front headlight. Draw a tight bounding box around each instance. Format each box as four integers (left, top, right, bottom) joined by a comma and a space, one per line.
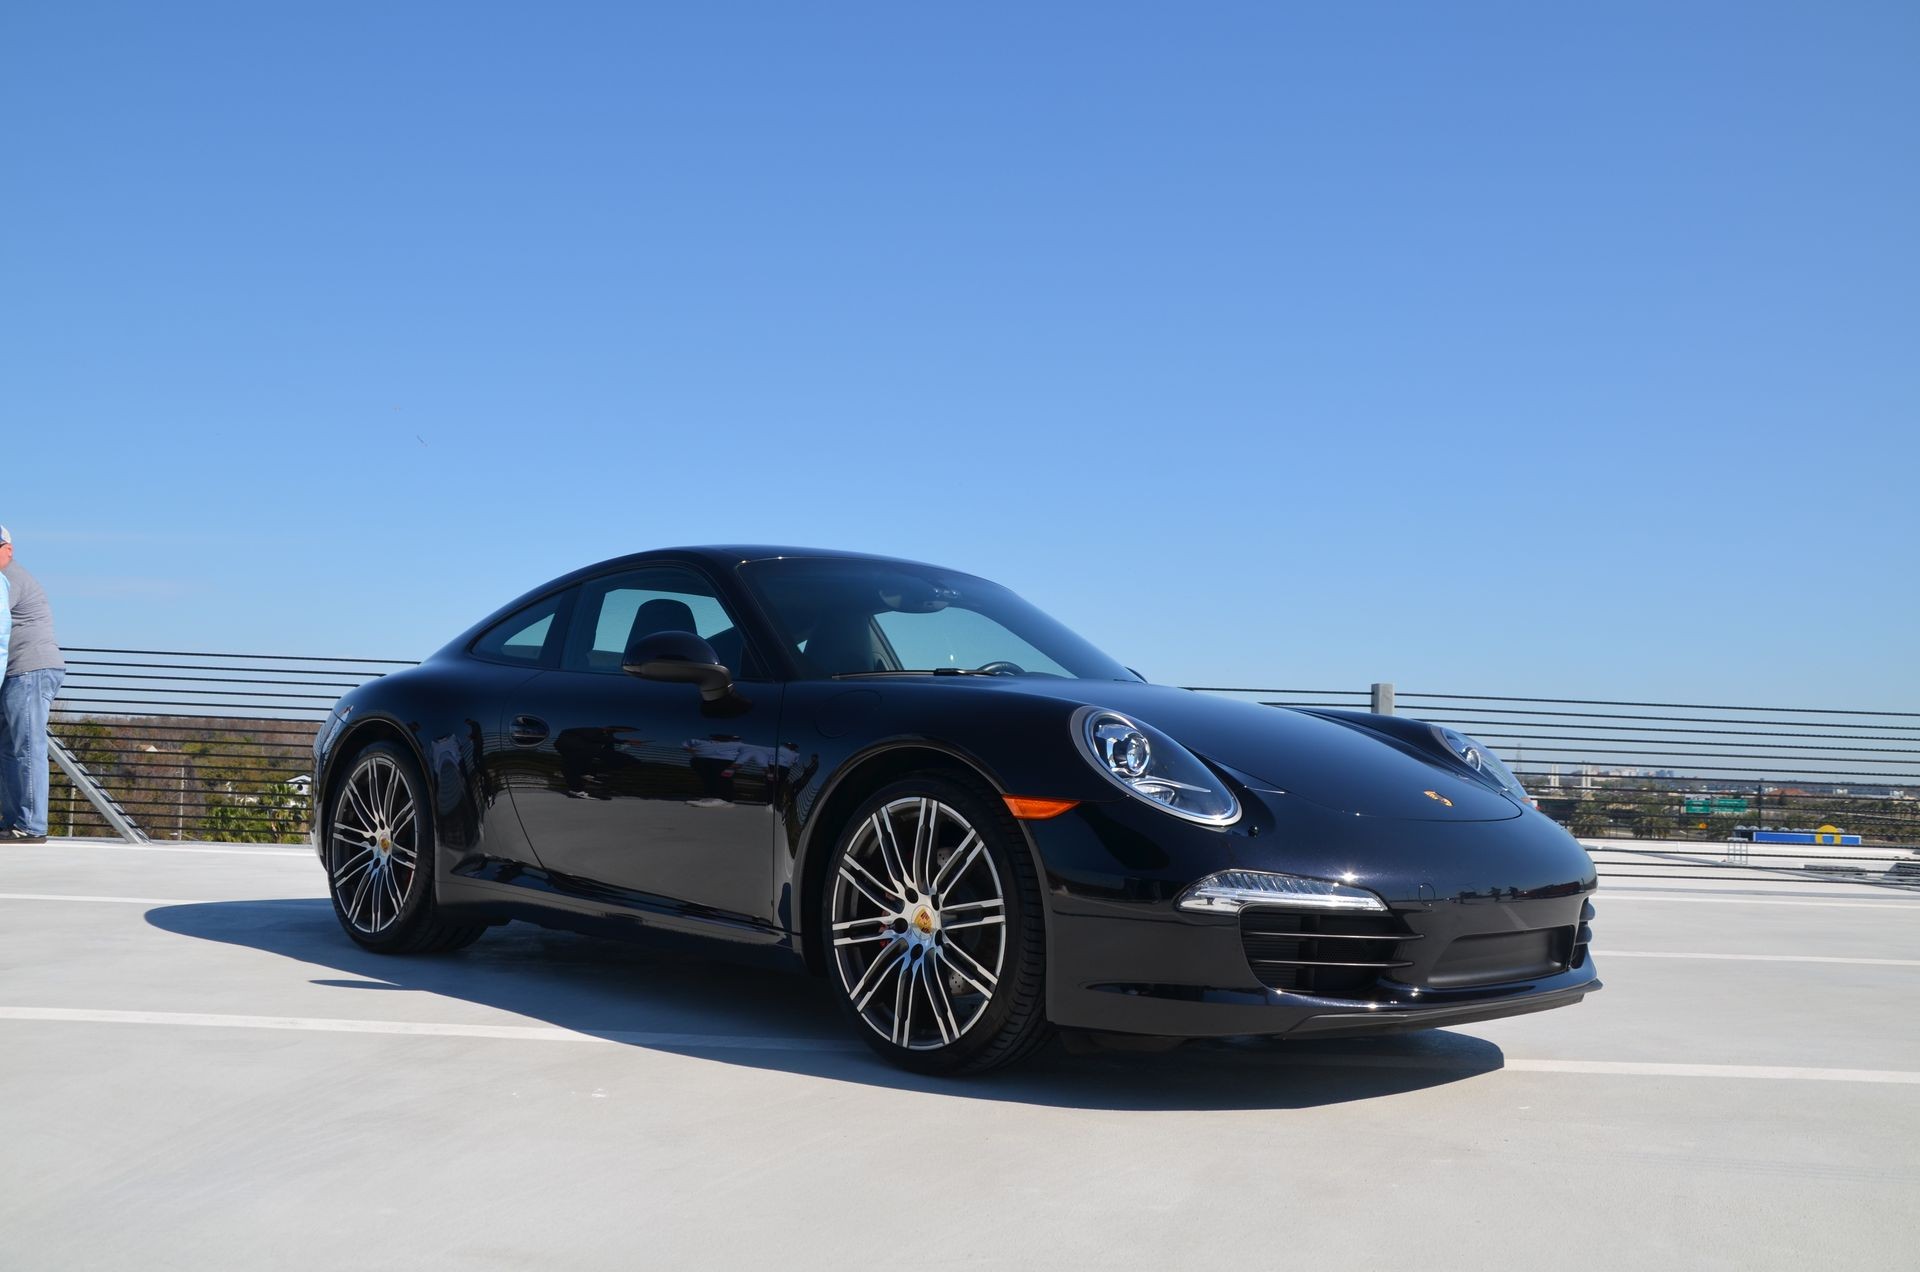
1072, 707, 1240, 826
1430, 725, 1529, 800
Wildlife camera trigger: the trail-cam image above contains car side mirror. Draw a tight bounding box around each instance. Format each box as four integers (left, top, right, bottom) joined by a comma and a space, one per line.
623, 631, 737, 704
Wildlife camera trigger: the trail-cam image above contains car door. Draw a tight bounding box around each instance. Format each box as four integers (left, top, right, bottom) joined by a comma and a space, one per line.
455, 585, 578, 874
504, 564, 784, 925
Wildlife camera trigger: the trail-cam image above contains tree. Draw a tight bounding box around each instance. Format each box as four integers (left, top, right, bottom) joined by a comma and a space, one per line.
200, 782, 310, 844
1569, 799, 1611, 837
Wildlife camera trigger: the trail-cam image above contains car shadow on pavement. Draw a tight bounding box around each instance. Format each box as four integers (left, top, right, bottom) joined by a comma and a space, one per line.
146, 898, 1507, 1111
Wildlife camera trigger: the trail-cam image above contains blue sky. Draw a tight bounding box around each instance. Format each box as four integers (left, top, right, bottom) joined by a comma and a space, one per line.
3, 3, 1914, 706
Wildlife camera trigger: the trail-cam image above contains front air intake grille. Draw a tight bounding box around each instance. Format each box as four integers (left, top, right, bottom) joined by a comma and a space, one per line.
1239, 909, 1418, 997
1427, 926, 1576, 988
1571, 898, 1595, 969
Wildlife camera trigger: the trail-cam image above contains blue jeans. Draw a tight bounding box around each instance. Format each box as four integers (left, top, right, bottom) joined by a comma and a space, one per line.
1, 669, 66, 836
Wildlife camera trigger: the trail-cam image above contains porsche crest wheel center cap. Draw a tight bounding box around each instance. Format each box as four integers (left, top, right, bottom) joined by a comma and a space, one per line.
912, 906, 936, 935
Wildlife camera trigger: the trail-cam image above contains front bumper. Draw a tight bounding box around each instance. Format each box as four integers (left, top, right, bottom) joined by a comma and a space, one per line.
1026, 786, 1603, 1038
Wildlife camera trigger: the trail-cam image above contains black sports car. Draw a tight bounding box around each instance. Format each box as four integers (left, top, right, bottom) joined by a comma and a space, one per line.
313, 546, 1600, 1073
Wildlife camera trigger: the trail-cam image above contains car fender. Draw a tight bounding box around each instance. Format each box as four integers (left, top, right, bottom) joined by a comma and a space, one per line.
788, 733, 1062, 977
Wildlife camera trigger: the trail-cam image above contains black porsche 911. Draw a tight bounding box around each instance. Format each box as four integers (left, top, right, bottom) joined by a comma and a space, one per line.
313, 546, 1599, 1073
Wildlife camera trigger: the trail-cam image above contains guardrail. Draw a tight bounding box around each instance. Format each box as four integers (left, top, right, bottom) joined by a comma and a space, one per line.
41, 654, 1920, 888
1195, 683, 1920, 888
1400, 686, 1920, 888
47, 648, 407, 844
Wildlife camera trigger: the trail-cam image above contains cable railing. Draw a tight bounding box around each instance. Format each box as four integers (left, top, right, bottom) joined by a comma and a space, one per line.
39, 653, 1920, 889
48, 648, 406, 844
1384, 686, 1919, 891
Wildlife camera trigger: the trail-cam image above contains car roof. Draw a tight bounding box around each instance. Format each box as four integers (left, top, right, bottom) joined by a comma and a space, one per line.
624, 545, 960, 572
437, 544, 969, 665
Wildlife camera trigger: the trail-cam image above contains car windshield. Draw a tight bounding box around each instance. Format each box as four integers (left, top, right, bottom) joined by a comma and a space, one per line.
737, 557, 1137, 682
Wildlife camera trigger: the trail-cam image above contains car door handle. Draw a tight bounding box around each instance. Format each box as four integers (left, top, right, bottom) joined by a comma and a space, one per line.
510, 715, 550, 746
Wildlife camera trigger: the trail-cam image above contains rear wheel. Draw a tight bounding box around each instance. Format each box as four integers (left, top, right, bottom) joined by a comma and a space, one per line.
823, 774, 1050, 1074
325, 741, 484, 954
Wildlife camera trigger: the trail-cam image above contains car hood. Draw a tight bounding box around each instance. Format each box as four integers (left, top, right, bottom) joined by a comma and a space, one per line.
955, 678, 1522, 822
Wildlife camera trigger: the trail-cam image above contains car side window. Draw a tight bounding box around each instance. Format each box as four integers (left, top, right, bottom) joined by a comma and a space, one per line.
471, 590, 571, 666
562, 567, 756, 678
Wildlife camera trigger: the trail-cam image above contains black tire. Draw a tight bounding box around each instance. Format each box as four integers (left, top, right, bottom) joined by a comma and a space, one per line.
822, 772, 1051, 1074
324, 740, 485, 955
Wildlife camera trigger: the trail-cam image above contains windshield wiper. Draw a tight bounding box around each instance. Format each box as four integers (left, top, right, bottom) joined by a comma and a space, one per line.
829, 668, 1007, 679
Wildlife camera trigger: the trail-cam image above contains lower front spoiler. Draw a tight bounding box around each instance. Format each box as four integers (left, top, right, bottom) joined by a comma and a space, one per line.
1049, 967, 1603, 1039
1285, 981, 1600, 1037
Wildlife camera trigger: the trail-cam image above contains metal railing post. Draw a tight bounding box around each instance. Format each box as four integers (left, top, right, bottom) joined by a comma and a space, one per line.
1371, 682, 1395, 716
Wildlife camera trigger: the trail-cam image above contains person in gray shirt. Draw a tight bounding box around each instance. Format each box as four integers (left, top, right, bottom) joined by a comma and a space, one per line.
0, 526, 66, 843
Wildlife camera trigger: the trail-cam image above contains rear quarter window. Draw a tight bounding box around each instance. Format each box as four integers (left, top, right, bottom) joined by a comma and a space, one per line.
471, 591, 570, 666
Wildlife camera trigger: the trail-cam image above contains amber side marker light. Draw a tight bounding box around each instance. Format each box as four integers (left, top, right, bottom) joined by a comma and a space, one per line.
1003, 796, 1080, 820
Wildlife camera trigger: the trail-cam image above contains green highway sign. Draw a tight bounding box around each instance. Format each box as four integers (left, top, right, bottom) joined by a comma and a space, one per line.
1683, 797, 1750, 815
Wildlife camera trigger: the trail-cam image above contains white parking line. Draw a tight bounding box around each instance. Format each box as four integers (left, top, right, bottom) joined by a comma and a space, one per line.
0, 1007, 860, 1052
35, 842, 310, 858
3, 1007, 1918, 1084
1300, 1050, 1920, 1084
1601, 894, 1920, 911
0, 892, 210, 906
1492, 1060, 1920, 1084
1602, 951, 1920, 967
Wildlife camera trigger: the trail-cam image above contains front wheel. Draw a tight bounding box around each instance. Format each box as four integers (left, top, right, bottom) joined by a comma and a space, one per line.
325, 740, 484, 954
823, 774, 1050, 1074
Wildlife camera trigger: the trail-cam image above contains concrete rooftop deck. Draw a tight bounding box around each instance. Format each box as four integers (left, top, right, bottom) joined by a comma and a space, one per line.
2, 838, 1916, 1269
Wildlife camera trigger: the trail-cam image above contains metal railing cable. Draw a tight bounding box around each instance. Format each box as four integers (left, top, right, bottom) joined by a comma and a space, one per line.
1390, 690, 1920, 718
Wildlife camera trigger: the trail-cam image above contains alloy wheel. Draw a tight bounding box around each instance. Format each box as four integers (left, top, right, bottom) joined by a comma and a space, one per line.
330, 753, 420, 935
830, 796, 1009, 1051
